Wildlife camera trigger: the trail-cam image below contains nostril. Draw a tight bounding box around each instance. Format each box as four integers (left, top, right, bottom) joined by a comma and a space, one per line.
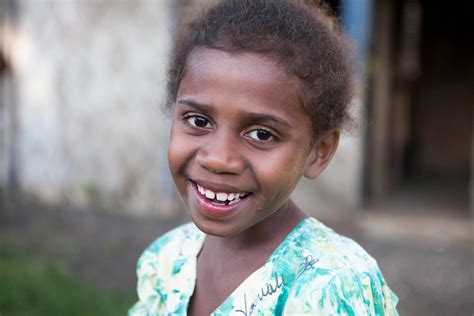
196, 148, 245, 175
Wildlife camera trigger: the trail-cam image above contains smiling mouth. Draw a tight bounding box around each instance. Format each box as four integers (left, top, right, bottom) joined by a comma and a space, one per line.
190, 180, 251, 206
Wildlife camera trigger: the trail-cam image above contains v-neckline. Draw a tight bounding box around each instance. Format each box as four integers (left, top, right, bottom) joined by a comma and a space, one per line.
186, 217, 312, 315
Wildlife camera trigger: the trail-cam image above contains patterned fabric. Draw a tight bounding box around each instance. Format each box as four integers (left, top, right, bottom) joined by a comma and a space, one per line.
129, 218, 399, 315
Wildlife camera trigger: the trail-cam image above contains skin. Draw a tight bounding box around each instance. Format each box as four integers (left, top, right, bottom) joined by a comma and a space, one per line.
167, 48, 339, 315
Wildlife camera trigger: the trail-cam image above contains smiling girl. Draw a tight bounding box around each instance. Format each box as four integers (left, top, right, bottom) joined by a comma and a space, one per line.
129, 0, 398, 315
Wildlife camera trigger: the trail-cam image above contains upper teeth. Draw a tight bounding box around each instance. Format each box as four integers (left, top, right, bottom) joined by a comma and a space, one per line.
197, 184, 246, 202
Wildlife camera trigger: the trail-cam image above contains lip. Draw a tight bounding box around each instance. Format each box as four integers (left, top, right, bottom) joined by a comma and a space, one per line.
190, 179, 250, 194
189, 180, 251, 218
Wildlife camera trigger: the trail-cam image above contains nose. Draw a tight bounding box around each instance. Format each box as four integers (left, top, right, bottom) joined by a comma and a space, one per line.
196, 133, 245, 175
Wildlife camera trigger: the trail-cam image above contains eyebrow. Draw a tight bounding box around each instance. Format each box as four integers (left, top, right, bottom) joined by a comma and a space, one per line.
177, 99, 292, 128
177, 99, 210, 112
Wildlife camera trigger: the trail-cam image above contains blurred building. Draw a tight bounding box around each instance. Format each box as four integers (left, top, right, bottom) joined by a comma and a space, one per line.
1, 0, 179, 216
365, 0, 473, 221
0, 0, 472, 221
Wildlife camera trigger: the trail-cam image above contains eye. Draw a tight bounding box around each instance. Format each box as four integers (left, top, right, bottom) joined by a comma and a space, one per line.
247, 129, 274, 142
185, 115, 212, 129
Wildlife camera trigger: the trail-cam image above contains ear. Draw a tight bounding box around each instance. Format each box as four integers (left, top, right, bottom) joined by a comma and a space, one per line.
303, 130, 340, 179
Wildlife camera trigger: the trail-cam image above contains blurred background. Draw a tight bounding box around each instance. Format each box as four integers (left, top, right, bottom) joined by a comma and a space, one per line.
0, 0, 472, 315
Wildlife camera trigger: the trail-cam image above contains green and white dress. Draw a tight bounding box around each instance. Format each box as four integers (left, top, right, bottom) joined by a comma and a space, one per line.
129, 218, 399, 315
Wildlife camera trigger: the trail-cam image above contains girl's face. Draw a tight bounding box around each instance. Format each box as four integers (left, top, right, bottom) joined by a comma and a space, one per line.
168, 49, 329, 238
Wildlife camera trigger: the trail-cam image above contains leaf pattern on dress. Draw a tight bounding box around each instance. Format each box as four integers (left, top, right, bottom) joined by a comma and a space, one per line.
129, 218, 399, 316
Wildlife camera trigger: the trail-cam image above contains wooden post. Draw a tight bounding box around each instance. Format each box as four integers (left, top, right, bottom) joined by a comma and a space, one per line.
369, 0, 394, 203
471, 109, 473, 218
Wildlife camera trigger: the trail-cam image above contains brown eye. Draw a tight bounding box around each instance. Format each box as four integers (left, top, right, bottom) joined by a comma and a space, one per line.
186, 115, 211, 128
248, 129, 274, 142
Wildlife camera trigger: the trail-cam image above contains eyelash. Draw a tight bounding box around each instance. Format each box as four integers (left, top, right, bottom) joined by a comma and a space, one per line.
245, 128, 275, 142
184, 114, 212, 129
182, 113, 277, 143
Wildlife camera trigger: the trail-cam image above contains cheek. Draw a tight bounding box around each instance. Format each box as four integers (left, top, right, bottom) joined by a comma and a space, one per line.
257, 152, 306, 195
167, 129, 190, 177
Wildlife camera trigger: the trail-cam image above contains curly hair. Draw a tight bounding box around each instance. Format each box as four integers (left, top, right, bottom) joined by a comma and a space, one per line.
166, 0, 355, 138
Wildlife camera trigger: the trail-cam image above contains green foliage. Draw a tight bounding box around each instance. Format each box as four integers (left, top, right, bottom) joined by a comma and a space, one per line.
0, 246, 134, 316
82, 181, 101, 206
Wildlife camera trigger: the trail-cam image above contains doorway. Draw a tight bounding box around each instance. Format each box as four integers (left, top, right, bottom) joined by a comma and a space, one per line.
367, 0, 473, 217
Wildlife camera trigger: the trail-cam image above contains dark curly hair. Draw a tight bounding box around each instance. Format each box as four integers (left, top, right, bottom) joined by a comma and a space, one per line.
166, 0, 355, 139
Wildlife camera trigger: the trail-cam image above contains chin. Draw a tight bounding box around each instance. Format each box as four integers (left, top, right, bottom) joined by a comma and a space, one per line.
189, 213, 243, 238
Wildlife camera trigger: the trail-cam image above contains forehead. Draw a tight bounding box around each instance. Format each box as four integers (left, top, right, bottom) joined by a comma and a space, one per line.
178, 48, 308, 124
186, 48, 290, 81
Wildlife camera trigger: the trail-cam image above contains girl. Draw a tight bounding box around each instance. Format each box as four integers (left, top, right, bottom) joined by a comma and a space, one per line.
130, 0, 399, 315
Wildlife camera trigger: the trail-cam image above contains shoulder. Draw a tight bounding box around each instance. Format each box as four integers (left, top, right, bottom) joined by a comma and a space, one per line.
139, 222, 201, 256
129, 223, 204, 315
136, 222, 202, 273
285, 266, 399, 315
284, 218, 399, 315
289, 218, 377, 271
135, 223, 202, 293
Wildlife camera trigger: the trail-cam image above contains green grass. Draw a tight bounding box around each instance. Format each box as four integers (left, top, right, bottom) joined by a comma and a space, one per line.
0, 246, 135, 316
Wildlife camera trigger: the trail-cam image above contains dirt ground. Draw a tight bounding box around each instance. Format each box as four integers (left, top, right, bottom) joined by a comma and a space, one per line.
1, 200, 472, 316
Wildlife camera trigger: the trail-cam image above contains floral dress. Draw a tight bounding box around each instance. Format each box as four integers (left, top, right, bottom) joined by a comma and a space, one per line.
129, 218, 399, 315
